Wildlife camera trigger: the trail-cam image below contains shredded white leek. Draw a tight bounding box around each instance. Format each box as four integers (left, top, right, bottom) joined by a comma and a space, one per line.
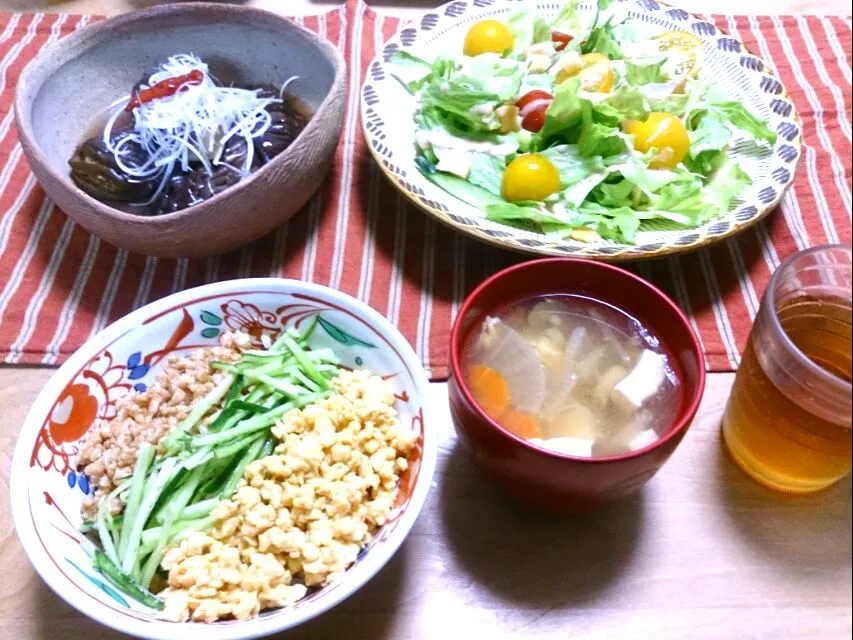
103, 54, 298, 205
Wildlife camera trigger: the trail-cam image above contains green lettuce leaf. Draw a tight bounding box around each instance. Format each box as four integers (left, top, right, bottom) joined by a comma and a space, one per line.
585, 83, 649, 121
645, 173, 708, 216
420, 79, 502, 133
624, 57, 667, 85
582, 17, 624, 59
638, 83, 690, 115
684, 112, 732, 175
609, 157, 684, 197
701, 158, 752, 214
523, 73, 557, 92
578, 102, 628, 157
485, 202, 571, 231
457, 54, 525, 100
588, 179, 635, 207
705, 102, 777, 144
580, 1, 624, 59
682, 80, 777, 143
417, 106, 495, 138
506, 9, 553, 54
417, 158, 505, 209
573, 203, 641, 242
537, 77, 584, 142
388, 51, 434, 92
562, 172, 611, 207
486, 199, 640, 244
551, 0, 584, 34
465, 151, 506, 195
539, 144, 606, 186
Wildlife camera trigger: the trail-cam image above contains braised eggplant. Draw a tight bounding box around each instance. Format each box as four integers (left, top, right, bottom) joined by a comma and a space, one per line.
68, 55, 308, 216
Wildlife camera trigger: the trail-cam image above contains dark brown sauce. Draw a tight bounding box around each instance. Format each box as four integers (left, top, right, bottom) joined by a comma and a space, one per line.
69, 85, 312, 216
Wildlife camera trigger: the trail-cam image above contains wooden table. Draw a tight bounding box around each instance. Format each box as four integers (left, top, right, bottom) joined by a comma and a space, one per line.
0, 2, 850, 639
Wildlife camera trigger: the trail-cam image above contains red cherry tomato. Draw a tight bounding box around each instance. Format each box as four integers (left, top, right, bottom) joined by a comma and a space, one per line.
521, 105, 548, 132
515, 90, 553, 111
516, 90, 553, 133
551, 31, 573, 52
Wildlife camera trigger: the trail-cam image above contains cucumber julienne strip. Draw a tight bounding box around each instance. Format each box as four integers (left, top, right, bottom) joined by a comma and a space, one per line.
161, 373, 236, 453
242, 349, 289, 357
181, 447, 213, 470
230, 400, 269, 413
119, 457, 179, 574
220, 438, 266, 497
95, 480, 130, 566
290, 368, 323, 392
212, 433, 262, 459
259, 437, 275, 459
139, 514, 218, 554
270, 328, 298, 351
209, 385, 272, 433
190, 391, 329, 448
196, 451, 239, 497
301, 315, 320, 341
152, 495, 219, 525
225, 374, 244, 403
280, 333, 328, 389
140, 465, 205, 588
178, 497, 220, 521
213, 363, 308, 398
93, 549, 164, 610
116, 443, 155, 562
164, 514, 218, 547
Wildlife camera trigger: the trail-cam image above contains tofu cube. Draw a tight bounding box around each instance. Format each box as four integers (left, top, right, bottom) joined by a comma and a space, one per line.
529, 436, 593, 457
629, 428, 659, 451
610, 350, 667, 414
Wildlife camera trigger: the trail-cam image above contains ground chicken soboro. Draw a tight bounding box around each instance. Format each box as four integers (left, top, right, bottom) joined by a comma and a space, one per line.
158, 369, 418, 623
77, 332, 250, 519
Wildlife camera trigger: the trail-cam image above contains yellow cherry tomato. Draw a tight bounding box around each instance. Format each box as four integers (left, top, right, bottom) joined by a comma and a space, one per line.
463, 20, 515, 57
502, 154, 561, 202
624, 112, 691, 169
556, 52, 614, 93
579, 53, 615, 93
654, 30, 704, 80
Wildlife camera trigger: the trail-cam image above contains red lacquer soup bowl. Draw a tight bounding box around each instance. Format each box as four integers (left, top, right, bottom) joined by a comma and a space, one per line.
448, 258, 706, 514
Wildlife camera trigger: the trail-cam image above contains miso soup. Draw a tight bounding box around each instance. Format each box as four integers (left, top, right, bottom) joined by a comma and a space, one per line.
463, 295, 682, 457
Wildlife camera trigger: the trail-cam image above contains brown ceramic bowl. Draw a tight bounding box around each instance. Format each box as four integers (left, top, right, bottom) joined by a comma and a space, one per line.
14, 2, 345, 258
448, 258, 706, 514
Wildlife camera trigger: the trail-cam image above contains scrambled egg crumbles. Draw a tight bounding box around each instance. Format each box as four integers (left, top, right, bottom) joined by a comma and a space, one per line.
158, 369, 418, 622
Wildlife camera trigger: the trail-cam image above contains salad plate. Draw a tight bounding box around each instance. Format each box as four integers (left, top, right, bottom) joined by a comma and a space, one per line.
360, 0, 802, 260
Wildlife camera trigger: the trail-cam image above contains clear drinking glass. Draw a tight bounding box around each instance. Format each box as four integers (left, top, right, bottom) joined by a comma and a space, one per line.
722, 244, 852, 493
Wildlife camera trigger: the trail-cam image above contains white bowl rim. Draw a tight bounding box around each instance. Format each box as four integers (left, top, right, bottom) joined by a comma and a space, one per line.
9, 277, 438, 640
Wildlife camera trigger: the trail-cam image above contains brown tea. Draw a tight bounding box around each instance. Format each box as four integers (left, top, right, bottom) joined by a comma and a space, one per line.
723, 295, 852, 493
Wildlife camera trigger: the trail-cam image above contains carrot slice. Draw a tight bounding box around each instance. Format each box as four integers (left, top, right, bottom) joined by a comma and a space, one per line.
467, 364, 510, 419
501, 411, 544, 439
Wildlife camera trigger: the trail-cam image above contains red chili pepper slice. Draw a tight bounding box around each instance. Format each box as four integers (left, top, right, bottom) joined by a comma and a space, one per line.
551, 31, 574, 52
125, 69, 204, 112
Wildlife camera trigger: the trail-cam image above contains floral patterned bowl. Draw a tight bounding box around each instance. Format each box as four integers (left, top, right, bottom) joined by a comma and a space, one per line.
9, 279, 437, 640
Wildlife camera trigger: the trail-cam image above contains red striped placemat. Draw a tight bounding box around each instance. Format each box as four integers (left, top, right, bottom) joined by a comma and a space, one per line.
0, 1, 850, 377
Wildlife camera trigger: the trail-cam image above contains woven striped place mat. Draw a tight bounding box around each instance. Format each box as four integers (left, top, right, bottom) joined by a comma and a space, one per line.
0, 1, 850, 377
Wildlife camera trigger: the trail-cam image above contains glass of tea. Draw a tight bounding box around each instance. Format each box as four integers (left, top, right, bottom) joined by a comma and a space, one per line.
722, 244, 852, 493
